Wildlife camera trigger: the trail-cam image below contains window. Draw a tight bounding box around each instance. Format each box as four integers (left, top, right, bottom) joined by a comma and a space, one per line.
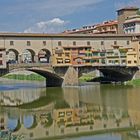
128, 61, 131, 64
10, 41, 14, 46
114, 41, 117, 45
101, 41, 104, 45
65, 59, 70, 63
127, 41, 130, 45
58, 41, 62, 46
43, 41, 46, 46
65, 53, 70, 57
58, 54, 62, 57
0, 118, 4, 123
0, 54, 2, 57
27, 41, 31, 46
134, 60, 137, 63
46, 131, 49, 136
118, 11, 123, 16
0, 60, 3, 65
73, 41, 76, 46
87, 41, 90, 46
30, 133, 34, 138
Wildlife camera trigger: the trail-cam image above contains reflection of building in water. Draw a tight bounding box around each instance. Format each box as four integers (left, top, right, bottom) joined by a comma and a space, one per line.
99, 86, 129, 121
0, 88, 46, 106
53, 108, 82, 127
63, 87, 80, 108
127, 88, 140, 126
63, 85, 101, 108
79, 85, 101, 105
0, 114, 6, 130
0, 86, 137, 140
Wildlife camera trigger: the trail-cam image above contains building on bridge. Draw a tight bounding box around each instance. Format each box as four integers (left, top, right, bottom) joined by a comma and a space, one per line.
0, 32, 138, 66
53, 43, 139, 67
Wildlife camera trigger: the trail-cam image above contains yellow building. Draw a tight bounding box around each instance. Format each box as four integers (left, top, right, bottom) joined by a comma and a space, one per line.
53, 42, 139, 67
53, 108, 81, 126
126, 48, 138, 67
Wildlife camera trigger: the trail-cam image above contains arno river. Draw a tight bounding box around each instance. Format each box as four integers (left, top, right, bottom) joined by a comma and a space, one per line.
1, 79, 140, 140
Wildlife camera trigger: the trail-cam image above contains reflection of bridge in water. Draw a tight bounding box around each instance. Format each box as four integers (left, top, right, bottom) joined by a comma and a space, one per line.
0, 88, 46, 106
1, 85, 140, 139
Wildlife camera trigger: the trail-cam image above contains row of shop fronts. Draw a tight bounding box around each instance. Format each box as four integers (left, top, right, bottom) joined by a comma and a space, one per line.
53, 45, 138, 67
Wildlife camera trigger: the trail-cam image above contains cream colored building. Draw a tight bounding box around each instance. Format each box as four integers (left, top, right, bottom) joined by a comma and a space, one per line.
123, 15, 140, 34
117, 7, 139, 34
0, 33, 139, 68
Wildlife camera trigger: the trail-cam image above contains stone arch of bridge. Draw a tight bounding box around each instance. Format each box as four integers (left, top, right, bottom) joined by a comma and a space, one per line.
38, 49, 51, 63
7, 49, 19, 63
98, 66, 138, 82
7, 117, 21, 132
23, 115, 38, 129
27, 68, 64, 87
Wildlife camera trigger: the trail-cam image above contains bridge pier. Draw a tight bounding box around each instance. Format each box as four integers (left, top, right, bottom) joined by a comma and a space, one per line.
62, 66, 79, 87
0, 68, 9, 77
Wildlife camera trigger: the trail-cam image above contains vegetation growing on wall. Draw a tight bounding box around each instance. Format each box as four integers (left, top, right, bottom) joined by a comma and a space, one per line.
3, 74, 45, 81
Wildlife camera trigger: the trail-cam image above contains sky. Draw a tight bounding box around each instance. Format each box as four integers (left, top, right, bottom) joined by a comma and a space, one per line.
0, 0, 139, 33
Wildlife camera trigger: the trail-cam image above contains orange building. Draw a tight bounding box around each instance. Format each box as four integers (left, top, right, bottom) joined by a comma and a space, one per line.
64, 20, 118, 34
94, 20, 118, 34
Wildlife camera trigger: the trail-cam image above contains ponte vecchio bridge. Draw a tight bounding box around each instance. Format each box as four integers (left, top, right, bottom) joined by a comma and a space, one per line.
0, 33, 139, 87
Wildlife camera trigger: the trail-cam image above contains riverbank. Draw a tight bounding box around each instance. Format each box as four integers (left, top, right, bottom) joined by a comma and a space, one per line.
126, 79, 140, 86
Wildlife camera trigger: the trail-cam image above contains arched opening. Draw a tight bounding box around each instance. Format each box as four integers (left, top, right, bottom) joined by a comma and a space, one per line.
38, 49, 51, 63
7, 117, 21, 131
23, 115, 37, 129
21, 49, 35, 63
7, 49, 19, 64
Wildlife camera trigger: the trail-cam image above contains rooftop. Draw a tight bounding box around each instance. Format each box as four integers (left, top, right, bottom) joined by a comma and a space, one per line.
63, 20, 118, 34
117, 7, 139, 12
0, 32, 139, 38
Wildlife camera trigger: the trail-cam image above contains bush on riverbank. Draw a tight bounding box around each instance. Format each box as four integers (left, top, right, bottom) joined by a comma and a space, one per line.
79, 75, 94, 82
126, 79, 140, 86
3, 74, 45, 81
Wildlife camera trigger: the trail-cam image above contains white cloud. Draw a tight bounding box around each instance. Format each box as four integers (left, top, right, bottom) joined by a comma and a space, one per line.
0, 0, 105, 32
24, 18, 68, 33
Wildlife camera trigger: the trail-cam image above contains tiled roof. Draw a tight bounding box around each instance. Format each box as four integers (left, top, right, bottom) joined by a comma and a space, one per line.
0, 32, 139, 38
117, 7, 139, 11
